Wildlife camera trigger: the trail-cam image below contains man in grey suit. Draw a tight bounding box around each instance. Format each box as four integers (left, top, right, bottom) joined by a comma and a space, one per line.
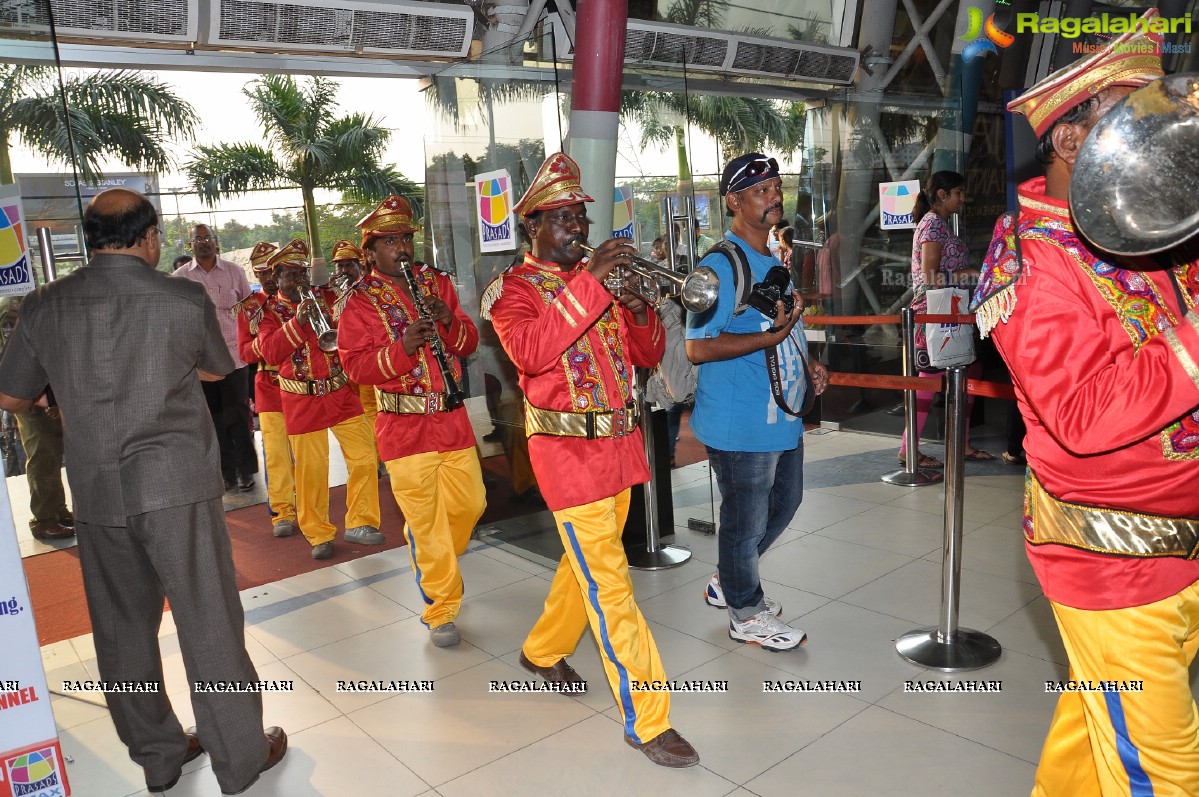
0, 188, 286, 794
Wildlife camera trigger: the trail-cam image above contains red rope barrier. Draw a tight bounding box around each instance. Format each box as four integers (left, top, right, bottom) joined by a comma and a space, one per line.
916, 313, 977, 324
801, 313, 977, 325
802, 314, 899, 326
826, 371, 1016, 400
967, 380, 1017, 400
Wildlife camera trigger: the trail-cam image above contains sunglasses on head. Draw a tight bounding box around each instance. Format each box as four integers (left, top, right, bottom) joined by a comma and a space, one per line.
726, 157, 779, 193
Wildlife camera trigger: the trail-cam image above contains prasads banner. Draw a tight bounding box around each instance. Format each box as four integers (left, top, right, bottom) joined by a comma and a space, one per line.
0, 483, 70, 797
474, 169, 517, 253
0, 185, 37, 298
878, 180, 922, 230
613, 185, 635, 241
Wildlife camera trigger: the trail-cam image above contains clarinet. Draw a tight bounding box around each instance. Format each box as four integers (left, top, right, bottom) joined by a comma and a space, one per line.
399, 258, 466, 410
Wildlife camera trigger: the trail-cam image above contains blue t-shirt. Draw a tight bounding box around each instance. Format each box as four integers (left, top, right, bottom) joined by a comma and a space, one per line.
685, 233, 808, 453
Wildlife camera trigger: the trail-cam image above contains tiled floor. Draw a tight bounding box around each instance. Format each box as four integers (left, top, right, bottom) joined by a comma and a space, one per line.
36, 429, 1199, 796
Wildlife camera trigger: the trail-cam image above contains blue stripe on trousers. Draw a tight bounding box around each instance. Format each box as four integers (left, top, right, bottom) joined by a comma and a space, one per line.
1103, 690, 1155, 796
563, 520, 640, 743
405, 524, 434, 626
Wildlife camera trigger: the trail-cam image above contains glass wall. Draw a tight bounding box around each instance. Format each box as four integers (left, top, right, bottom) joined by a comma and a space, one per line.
0, 0, 87, 280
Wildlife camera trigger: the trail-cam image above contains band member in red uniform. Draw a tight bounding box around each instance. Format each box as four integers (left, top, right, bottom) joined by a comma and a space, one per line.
337, 197, 485, 648
973, 12, 1199, 794
256, 239, 381, 560
483, 152, 698, 767
235, 241, 297, 538
329, 239, 379, 430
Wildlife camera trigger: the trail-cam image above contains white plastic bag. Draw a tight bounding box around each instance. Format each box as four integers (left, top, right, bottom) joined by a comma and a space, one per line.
924, 288, 975, 368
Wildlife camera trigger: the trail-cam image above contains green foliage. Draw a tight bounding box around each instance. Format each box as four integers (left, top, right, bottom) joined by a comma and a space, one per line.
0, 65, 197, 184
186, 75, 420, 258
160, 195, 427, 270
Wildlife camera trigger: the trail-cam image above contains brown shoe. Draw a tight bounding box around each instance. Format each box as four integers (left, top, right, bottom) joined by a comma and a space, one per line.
31, 522, 75, 540
625, 728, 700, 767
147, 727, 205, 792
519, 650, 587, 692
223, 727, 287, 795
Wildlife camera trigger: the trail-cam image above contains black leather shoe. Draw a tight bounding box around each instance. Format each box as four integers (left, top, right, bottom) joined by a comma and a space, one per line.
625, 728, 700, 767
31, 522, 75, 540
519, 651, 586, 692
222, 727, 287, 795
147, 727, 204, 792
237, 475, 255, 491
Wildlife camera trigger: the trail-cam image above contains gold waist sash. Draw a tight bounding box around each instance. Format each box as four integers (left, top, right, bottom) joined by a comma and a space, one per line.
377, 390, 451, 414
276, 370, 349, 397
258, 363, 280, 373
523, 400, 639, 440
1027, 471, 1199, 558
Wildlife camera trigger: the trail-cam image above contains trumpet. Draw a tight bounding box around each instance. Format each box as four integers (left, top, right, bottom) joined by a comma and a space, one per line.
397, 257, 466, 410
297, 286, 339, 353
572, 241, 719, 313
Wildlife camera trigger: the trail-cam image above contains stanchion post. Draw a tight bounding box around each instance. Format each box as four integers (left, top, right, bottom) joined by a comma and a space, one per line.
36, 227, 57, 283
627, 368, 692, 571
895, 366, 1001, 671
882, 307, 942, 487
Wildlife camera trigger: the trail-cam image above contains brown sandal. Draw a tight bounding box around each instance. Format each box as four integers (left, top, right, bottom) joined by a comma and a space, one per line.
898, 453, 944, 469
964, 448, 996, 461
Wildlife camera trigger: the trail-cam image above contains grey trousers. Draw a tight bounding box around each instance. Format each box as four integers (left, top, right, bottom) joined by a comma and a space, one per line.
76, 498, 268, 792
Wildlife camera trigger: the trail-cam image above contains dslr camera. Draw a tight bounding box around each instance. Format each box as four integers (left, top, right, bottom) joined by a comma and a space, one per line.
747, 265, 796, 318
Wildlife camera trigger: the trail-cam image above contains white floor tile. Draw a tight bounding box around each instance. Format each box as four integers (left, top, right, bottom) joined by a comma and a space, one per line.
435, 713, 735, 797
879, 649, 1066, 763
246, 585, 412, 659
280, 614, 491, 715
757, 534, 913, 600
665, 651, 870, 784
839, 558, 1042, 629
348, 657, 595, 787
816, 503, 982, 558
744, 705, 1036, 796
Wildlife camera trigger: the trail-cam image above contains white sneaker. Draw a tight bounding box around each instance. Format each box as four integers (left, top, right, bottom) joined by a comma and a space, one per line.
704, 574, 782, 616
729, 611, 807, 652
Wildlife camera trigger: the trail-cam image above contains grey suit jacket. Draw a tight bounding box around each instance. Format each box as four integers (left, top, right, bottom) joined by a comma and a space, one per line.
0, 253, 234, 526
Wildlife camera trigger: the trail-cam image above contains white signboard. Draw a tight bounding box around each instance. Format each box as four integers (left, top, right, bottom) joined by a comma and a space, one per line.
878, 180, 922, 230
0, 484, 71, 797
474, 169, 517, 253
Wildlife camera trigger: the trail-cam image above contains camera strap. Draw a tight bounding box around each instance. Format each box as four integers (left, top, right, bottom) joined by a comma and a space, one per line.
765, 338, 816, 418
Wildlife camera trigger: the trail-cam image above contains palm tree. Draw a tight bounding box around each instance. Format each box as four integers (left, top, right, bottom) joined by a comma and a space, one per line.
0, 65, 197, 184
186, 75, 419, 260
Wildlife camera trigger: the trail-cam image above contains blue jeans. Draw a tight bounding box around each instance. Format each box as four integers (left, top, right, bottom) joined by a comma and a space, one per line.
706, 443, 805, 621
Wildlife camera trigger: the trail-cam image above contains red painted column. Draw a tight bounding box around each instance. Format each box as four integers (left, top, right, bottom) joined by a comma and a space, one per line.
567, 0, 628, 239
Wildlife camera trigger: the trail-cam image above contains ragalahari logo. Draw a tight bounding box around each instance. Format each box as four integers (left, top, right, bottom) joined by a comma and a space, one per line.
961, 6, 1016, 62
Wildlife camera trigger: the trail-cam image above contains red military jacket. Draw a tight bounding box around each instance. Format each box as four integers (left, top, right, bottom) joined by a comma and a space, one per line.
979, 177, 1199, 610
338, 266, 478, 461
484, 253, 665, 511
257, 286, 363, 435
234, 291, 283, 413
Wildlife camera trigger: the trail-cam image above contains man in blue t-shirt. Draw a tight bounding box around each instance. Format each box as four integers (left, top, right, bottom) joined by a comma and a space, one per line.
685, 153, 829, 652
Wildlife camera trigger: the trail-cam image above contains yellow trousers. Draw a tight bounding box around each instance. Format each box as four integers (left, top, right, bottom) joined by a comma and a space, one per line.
523, 489, 671, 744
289, 415, 380, 546
258, 411, 295, 524
1033, 582, 1199, 797
386, 447, 486, 628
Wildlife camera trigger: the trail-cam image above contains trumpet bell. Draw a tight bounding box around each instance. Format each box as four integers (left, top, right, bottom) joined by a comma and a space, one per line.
679, 266, 720, 313
316, 330, 339, 353
1070, 73, 1199, 256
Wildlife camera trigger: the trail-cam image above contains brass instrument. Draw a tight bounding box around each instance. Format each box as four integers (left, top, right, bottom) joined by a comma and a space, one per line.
572, 242, 720, 312
1070, 73, 1199, 256
398, 258, 466, 410
297, 286, 339, 353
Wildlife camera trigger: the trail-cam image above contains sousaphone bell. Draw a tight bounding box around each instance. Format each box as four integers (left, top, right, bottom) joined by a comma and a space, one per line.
1070, 73, 1199, 256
